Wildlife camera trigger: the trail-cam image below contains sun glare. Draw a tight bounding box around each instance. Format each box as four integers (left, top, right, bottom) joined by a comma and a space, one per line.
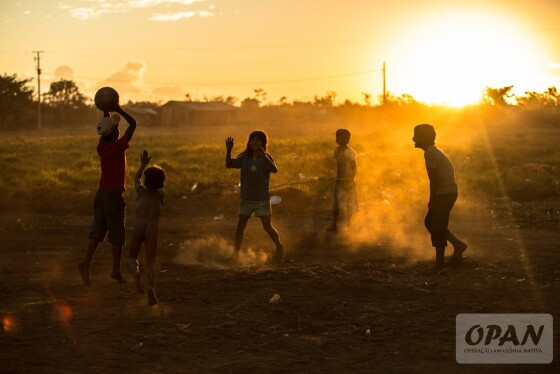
388, 11, 547, 106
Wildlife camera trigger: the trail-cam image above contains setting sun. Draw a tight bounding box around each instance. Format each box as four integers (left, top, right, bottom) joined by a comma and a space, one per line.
1, 1, 558, 105
388, 11, 549, 106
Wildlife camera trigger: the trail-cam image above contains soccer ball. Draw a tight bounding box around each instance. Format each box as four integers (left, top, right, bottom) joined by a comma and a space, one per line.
94, 87, 119, 111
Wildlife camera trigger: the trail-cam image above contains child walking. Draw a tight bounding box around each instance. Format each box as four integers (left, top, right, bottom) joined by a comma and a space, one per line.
127, 150, 166, 306
225, 131, 284, 263
78, 106, 136, 285
413, 124, 467, 273
327, 129, 358, 231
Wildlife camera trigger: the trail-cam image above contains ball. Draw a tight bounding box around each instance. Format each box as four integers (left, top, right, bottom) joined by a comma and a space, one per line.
94, 87, 119, 111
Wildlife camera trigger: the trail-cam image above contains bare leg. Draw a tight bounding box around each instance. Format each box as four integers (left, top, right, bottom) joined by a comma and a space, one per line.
347, 213, 353, 228
447, 230, 467, 258
78, 239, 100, 285
234, 214, 251, 255
260, 216, 284, 263
434, 247, 445, 273
327, 210, 339, 231
145, 225, 158, 306
127, 229, 144, 293
110, 244, 126, 283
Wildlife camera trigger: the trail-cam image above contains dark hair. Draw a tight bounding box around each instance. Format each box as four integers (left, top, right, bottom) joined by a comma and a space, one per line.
243, 130, 268, 156
414, 123, 436, 144
144, 165, 166, 190
336, 128, 351, 138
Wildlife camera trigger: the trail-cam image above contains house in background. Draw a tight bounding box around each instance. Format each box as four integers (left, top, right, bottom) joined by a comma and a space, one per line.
127, 107, 158, 127
158, 101, 238, 126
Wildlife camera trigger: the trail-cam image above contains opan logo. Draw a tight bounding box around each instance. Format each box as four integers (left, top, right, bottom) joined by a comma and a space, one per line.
456, 314, 553, 364
465, 324, 544, 346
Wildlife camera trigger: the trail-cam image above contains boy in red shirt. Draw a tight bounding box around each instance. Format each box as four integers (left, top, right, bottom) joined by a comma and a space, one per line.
78, 106, 136, 285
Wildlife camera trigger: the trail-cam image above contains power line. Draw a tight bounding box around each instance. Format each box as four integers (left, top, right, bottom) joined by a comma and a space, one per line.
38, 68, 382, 87
2, 27, 559, 54
0, 40, 396, 54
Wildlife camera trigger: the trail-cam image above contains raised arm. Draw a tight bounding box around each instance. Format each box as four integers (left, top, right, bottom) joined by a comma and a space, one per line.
225, 137, 234, 168
255, 147, 278, 173
264, 154, 278, 173
115, 106, 137, 142
135, 150, 151, 186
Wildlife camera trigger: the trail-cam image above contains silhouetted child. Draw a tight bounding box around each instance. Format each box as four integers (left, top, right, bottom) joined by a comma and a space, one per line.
126, 150, 165, 306
78, 106, 136, 285
327, 129, 358, 231
225, 131, 284, 263
413, 124, 467, 273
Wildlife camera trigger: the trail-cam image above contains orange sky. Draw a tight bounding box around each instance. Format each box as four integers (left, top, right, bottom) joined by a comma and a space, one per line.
1, 0, 559, 106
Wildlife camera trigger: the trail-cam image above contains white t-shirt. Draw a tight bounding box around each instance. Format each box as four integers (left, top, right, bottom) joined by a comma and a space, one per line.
424, 145, 458, 195
334, 146, 356, 181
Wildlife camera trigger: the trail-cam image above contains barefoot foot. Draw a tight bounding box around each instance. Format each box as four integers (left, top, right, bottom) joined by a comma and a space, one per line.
147, 288, 158, 306
77, 261, 90, 285
110, 271, 126, 283
451, 242, 468, 262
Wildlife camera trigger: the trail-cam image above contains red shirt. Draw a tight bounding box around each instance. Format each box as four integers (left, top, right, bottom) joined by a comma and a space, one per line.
97, 137, 129, 191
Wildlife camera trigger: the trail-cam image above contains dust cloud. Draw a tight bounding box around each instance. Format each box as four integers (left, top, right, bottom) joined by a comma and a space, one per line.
174, 236, 269, 268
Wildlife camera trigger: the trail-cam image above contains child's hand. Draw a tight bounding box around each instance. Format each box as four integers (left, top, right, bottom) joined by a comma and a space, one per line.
255, 147, 265, 158
225, 137, 234, 151
140, 150, 151, 165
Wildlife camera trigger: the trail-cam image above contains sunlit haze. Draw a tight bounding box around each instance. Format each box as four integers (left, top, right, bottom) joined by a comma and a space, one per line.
1, 0, 559, 105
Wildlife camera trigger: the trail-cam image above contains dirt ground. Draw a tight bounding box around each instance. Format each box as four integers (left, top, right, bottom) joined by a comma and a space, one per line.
0, 188, 559, 374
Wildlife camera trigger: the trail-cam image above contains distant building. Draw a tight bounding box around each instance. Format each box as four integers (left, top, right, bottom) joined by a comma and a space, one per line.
127, 107, 158, 127
158, 101, 238, 126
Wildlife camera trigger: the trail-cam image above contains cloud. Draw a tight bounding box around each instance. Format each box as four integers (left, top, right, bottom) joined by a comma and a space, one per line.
100, 60, 146, 95
149, 10, 213, 21
151, 85, 185, 99
67, 8, 111, 20
59, 0, 209, 20
54, 65, 74, 80
129, 0, 206, 6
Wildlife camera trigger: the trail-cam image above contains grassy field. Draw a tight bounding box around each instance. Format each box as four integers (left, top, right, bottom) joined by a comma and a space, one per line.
1, 108, 558, 200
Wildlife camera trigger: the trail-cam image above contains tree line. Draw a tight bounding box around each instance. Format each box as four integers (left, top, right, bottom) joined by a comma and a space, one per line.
1, 72, 559, 130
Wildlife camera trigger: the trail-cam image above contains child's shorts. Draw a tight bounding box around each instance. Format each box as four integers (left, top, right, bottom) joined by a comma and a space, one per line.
239, 199, 271, 217
88, 190, 126, 245
333, 180, 359, 214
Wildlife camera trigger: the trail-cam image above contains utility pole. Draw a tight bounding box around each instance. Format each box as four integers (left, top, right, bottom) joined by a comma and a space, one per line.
33, 51, 43, 129
382, 61, 386, 106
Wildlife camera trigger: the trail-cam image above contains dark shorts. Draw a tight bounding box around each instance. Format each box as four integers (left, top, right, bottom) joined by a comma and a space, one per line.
333, 180, 358, 214
424, 192, 457, 248
88, 190, 126, 245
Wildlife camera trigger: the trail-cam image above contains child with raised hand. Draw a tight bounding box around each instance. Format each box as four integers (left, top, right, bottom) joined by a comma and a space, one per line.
225, 131, 284, 264
127, 150, 166, 306
78, 105, 136, 285
327, 128, 358, 232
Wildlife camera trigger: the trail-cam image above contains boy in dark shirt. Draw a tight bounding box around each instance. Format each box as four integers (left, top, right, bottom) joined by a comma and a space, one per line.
413, 124, 467, 273
78, 106, 136, 285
